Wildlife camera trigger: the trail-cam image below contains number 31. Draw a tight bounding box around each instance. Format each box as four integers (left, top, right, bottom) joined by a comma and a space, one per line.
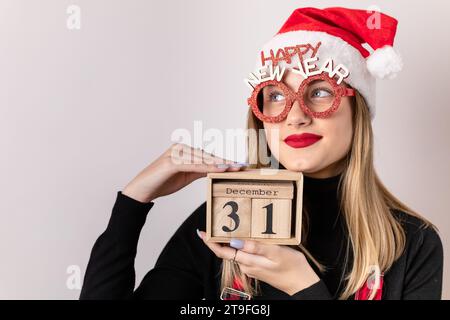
221, 200, 276, 235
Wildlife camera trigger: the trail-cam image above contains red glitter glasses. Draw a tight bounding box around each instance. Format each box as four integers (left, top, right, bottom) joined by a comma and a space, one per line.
247, 74, 355, 123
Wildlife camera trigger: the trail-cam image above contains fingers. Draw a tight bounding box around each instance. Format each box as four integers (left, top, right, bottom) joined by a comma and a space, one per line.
197, 231, 270, 267
169, 143, 235, 165
190, 147, 233, 165
174, 162, 240, 174
198, 231, 239, 260
168, 143, 248, 173
237, 239, 280, 260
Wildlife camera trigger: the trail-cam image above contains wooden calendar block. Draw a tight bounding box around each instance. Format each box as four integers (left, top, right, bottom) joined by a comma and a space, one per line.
206, 169, 303, 245
251, 199, 291, 239
212, 181, 294, 199
212, 197, 251, 237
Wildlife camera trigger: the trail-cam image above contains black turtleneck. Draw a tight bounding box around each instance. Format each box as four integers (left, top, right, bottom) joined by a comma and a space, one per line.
80, 173, 443, 300
302, 173, 348, 298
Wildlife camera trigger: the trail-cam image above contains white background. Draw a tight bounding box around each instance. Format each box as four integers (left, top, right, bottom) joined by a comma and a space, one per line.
1, 0, 449, 299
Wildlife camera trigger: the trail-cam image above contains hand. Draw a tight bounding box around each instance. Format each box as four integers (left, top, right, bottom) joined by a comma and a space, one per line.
122, 143, 247, 203
198, 231, 320, 296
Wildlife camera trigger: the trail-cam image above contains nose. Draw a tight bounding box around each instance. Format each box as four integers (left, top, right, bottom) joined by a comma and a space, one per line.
285, 99, 312, 127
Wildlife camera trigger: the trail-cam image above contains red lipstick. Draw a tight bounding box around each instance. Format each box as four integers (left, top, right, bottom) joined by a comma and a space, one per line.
284, 133, 323, 149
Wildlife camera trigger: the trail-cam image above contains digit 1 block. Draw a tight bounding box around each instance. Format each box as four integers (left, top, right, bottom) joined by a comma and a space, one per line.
212, 197, 251, 238
251, 199, 292, 239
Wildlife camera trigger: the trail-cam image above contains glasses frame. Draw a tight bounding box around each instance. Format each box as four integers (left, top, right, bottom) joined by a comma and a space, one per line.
247, 73, 355, 123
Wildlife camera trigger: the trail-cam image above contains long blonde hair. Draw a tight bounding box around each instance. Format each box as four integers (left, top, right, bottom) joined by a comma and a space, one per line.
220, 90, 434, 299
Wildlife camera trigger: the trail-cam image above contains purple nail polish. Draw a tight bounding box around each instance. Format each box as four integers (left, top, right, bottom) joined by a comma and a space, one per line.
230, 163, 247, 168
230, 239, 244, 249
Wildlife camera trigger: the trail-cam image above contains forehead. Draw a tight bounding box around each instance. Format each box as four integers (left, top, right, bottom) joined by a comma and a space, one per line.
282, 69, 304, 90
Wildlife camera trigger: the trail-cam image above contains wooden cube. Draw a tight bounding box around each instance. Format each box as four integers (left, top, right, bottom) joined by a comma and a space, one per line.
206, 169, 303, 245
251, 198, 291, 239
212, 197, 251, 238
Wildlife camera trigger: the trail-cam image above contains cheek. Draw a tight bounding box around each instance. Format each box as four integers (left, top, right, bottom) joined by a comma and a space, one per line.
325, 123, 352, 157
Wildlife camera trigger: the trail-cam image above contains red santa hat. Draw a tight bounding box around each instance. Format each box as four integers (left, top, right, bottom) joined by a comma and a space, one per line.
254, 7, 403, 120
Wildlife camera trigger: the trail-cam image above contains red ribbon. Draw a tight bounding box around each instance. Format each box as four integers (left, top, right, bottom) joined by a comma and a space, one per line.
355, 275, 384, 300
226, 275, 383, 300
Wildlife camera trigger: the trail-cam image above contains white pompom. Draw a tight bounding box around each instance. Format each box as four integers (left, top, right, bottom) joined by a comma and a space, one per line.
366, 45, 403, 79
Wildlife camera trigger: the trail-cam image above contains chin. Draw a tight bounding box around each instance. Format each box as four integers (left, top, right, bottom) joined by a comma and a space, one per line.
280, 157, 315, 172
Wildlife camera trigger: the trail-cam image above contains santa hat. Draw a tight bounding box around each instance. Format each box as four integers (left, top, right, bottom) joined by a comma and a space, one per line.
254, 7, 403, 120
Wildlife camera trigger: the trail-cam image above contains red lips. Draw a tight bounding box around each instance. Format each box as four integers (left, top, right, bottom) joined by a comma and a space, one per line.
284, 133, 323, 148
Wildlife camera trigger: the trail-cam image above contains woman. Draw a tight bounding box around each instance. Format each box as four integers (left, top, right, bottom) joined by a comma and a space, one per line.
80, 7, 443, 300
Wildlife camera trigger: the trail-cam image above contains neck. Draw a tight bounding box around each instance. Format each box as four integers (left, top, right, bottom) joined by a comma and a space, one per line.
302, 170, 343, 230
303, 159, 346, 179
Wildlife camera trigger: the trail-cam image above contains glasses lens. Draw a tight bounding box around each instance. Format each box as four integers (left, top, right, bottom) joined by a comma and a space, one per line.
256, 84, 287, 118
303, 79, 336, 113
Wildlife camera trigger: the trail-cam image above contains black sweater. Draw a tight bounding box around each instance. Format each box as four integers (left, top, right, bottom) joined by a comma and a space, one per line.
80, 174, 443, 300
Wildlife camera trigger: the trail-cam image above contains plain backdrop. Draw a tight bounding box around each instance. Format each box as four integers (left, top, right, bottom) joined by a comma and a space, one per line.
1, 0, 449, 299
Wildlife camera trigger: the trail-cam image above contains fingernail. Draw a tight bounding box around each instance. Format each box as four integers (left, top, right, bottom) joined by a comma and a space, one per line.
216, 164, 230, 169
230, 238, 244, 249
196, 228, 203, 239
230, 162, 248, 168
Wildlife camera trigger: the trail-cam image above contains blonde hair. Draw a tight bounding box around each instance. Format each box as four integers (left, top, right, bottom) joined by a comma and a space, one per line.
220, 90, 434, 299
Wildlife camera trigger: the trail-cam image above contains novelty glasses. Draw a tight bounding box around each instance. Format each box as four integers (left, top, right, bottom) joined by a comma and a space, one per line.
247, 74, 355, 123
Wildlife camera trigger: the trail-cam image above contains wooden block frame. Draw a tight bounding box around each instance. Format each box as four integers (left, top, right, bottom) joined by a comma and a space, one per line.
206, 168, 303, 245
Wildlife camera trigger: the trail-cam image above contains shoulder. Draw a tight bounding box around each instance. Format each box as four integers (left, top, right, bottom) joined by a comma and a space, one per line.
392, 209, 443, 261
389, 210, 444, 299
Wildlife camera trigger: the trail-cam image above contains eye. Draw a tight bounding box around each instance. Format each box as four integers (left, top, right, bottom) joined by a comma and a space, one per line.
269, 91, 285, 102
311, 88, 332, 98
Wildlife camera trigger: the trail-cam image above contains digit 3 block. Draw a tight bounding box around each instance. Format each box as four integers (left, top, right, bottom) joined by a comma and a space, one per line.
206, 169, 303, 245
212, 197, 251, 238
